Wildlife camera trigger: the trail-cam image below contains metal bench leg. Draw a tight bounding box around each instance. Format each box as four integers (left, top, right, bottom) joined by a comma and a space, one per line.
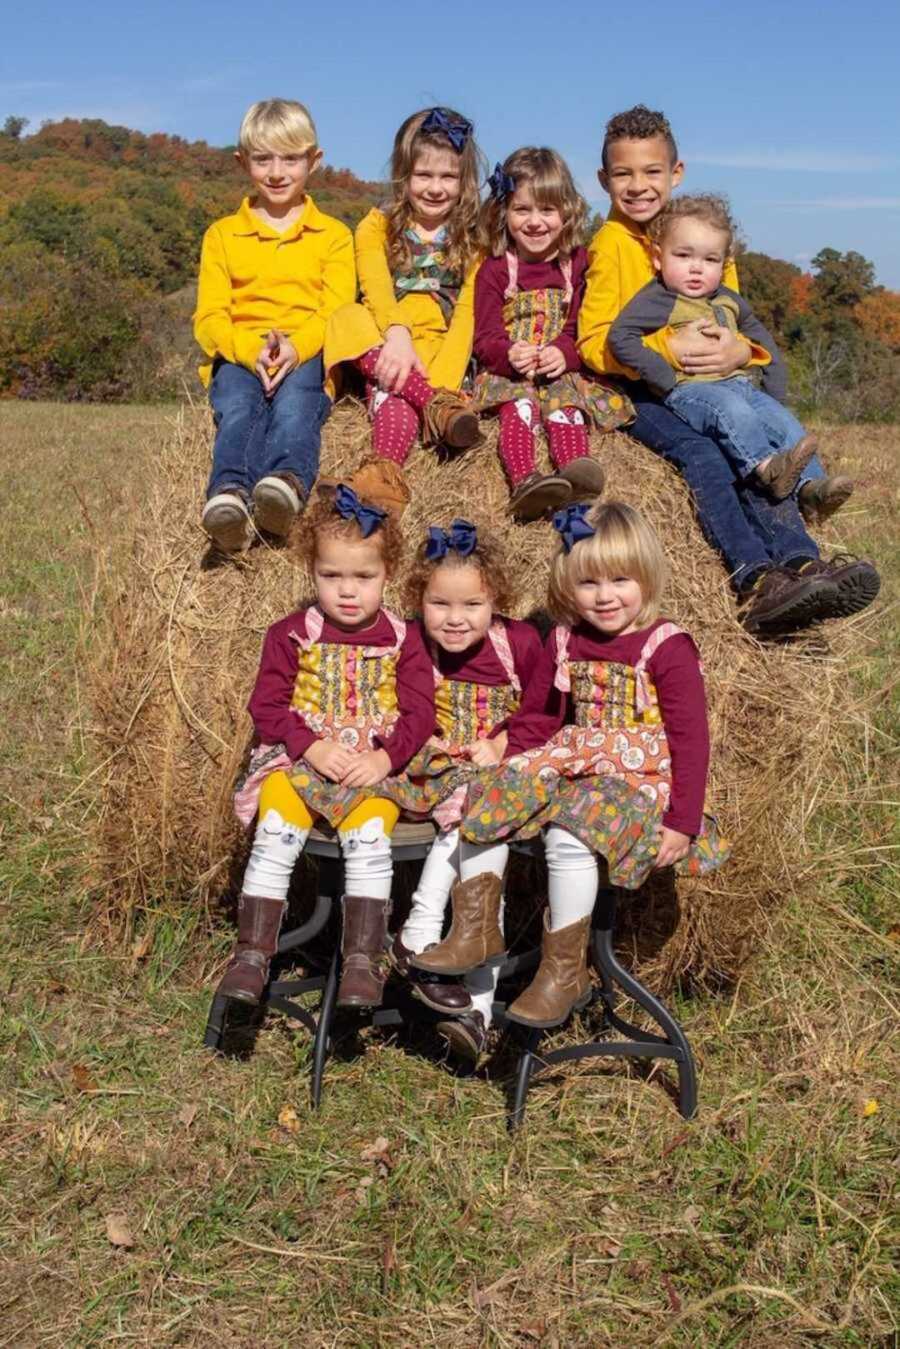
509, 1027, 543, 1131
203, 992, 230, 1050
311, 948, 339, 1109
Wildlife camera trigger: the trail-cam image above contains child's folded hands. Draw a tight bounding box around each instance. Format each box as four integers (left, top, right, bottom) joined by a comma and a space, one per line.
508, 340, 540, 376
534, 344, 567, 379
466, 733, 506, 768
304, 739, 357, 782
340, 748, 392, 788
256, 328, 299, 397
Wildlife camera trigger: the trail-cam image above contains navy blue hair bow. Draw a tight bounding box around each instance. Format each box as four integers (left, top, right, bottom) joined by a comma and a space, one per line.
487, 163, 516, 202
334, 484, 387, 538
425, 518, 478, 561
552, 502, 596, 553
420, 107, 473, 153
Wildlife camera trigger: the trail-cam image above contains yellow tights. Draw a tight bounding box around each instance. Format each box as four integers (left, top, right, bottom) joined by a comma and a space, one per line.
258, 771, 400, 837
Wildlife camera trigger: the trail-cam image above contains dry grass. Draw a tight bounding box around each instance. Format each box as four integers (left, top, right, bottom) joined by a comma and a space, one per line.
89, 400, 883, 986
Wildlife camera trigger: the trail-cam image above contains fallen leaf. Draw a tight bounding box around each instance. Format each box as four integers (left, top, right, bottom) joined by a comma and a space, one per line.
474, 1267, 518, 1311
520, 1321, 547, 1341
661, 1273, 681, 1313
105, 1213, 135, 1248
683, 1204, 702, 1226
72, 1064, 98, 1093
381, 1237, 397, 1293
130, 932, 153, 966
661, 1129, 691, 1159
46, 980, 67, 997
625, 1259, 652, 1279
277, 1104, 300, 1135
861, 1098, 879, 1118
597, 1236, 622, 1258
360, 1136, 394, 1175
178, 1102, 198, 1129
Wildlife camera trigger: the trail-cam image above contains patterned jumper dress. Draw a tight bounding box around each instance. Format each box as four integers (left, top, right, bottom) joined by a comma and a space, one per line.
470, 251, 633, 430
460, 623, 729, 889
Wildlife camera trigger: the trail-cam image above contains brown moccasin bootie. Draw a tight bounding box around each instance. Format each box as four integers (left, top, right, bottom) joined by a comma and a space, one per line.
337, 895, 392, 1008
422, 389, 482, 450
506, 912, 592, 1028
754, 434, 818, 500
410, 873, 506, 976
216, 894, 286, 1004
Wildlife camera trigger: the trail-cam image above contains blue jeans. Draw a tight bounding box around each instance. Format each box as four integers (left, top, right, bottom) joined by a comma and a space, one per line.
207, 356, 330, 499
665, 377, 823, 486
629, 388, 819, 590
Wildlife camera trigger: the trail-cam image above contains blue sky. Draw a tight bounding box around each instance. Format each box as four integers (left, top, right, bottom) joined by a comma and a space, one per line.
6, 0, 900, 285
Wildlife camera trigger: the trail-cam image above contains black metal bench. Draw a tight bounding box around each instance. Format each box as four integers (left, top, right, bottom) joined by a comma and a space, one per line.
203, 821, 697, 1127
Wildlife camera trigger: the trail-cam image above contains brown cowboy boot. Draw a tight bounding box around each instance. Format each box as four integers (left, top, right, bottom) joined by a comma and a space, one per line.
506, 912, 592, 1028
215, 894, 286, 1005
410, 873, 506, 976
336, 895, 392, 1008
422, 389, 482, 450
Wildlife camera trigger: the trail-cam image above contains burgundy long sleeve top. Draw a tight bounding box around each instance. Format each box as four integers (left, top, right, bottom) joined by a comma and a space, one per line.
248, 608, 435, 774
427, 617, 543, 735
473, 247, 589, 380
505, 620, 711, 836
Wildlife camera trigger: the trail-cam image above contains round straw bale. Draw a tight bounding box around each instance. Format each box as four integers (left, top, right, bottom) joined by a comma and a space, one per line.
88, 399, 863, 986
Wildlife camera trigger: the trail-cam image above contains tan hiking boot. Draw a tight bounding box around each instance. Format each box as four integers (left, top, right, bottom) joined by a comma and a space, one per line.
509, 471, 571, 523
754, 434, 818, 500
798, 474, 854, 524
557, 456, 606, 500
505, 912, 592, 1028
410, 873, 506, 976
422, 389, 482, 450
215, 894, 286, 1004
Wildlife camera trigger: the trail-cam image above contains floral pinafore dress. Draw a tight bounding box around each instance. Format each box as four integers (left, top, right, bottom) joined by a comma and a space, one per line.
470, 251, 633, 430
461, 623, 730, 889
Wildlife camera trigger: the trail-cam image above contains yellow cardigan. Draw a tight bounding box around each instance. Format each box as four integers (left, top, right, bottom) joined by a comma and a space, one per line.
577, 211, 766, 379
324, 208, 479, 392
193, 195, 356, 385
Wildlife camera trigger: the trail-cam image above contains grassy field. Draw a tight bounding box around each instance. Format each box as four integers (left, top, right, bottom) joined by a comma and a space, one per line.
0, 402, 897, 1347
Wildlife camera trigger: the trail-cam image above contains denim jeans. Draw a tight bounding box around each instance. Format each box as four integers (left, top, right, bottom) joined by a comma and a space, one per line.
207, 356, 330, 499
629, 387, 819, 590
665, 377, 823, 486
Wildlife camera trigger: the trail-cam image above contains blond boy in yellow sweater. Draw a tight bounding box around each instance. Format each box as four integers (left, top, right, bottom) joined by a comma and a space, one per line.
194, 99, 355, 553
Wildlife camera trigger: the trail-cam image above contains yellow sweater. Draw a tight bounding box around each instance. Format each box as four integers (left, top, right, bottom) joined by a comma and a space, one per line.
577, 211, 761, 379
193, 195, 356, 385
324, 208, 479, 392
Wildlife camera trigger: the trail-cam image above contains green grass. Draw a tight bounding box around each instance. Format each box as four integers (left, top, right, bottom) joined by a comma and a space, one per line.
0, 404, 897, 1346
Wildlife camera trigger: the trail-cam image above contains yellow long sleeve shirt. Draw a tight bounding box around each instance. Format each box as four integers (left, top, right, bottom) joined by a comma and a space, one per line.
193, 195, 356, 384
577, 211, 760, 379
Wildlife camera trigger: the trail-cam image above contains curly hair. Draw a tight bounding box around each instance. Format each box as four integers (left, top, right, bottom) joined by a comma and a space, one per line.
479, 146, 588, 260
548, 500, 667, 629
649, 193, 736, 255
299, 486, 405, 579
601, 105, 678, 172
384, 106, 485, 281
402, 523, 513, 616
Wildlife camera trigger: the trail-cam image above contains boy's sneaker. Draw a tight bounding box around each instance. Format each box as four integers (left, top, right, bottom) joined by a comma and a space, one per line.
509, 471, 571, 523
738, 565, 839, 635
755, 434, 818, 500
252, 474, 302, 537
798, 475, 854, 524
201, 490, 252, 554
795, 556, 880, 619
557, 457, 606, 500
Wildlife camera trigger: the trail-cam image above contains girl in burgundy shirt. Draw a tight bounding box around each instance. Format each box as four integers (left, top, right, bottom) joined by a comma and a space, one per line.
219, 480, 434, 1012
422, 501, 729, 1029
471, 146, 633, 523
384, 520, 541, 1062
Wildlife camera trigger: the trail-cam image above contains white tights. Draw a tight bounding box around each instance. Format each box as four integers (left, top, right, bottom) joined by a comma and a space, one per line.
544, 825, 598, 929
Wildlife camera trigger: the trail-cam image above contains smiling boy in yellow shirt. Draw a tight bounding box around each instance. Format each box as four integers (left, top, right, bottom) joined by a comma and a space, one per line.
194, 98, 355, 552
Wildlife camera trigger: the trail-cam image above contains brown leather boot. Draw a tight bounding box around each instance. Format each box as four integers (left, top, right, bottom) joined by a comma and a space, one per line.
215, 894, 286, 1004
410, 874, 506, 976
336, 895, 392, 1008
391, 934, 472, 1014
506, 912, 592, 1028
422, 389, 482, 450
754, 434, 818, 499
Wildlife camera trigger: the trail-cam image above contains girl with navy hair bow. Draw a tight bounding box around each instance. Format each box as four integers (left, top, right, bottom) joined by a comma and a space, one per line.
217, 476, 435, 1015
472, 147, 634, 522
421, 500, 729, 1030
325, 107, 486, 472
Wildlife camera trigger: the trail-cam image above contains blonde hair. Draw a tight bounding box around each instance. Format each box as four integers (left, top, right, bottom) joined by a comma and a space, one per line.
403, 523, 512, 614
385, 106, 484, 280
300, 487, 404, 579
548, 501, 667, 628
649, 193, 736, 256
238, 99, 318, 156
479, 147, 588, 260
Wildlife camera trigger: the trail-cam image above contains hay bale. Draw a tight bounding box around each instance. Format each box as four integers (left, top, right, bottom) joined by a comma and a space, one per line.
88, 399, 861, 986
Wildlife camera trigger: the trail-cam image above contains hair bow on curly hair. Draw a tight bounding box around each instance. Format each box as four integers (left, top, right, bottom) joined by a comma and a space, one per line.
552, 502, 596, 553
487, 163, 516, 202
420, 107, 473, 152
334, 483, 387, 538
425, 518, 478, 561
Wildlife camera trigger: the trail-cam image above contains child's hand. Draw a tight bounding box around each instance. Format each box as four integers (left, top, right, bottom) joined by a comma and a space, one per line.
669, 321, 750, 378
256, 329, 299, 397
654, 826, 691, 869
534, 344, 567, 379
375, 326, 425, 392
466, 733, 506, 768
304, 739, 357, 783
508, 341, 539, 376
340, 748, 392, 788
